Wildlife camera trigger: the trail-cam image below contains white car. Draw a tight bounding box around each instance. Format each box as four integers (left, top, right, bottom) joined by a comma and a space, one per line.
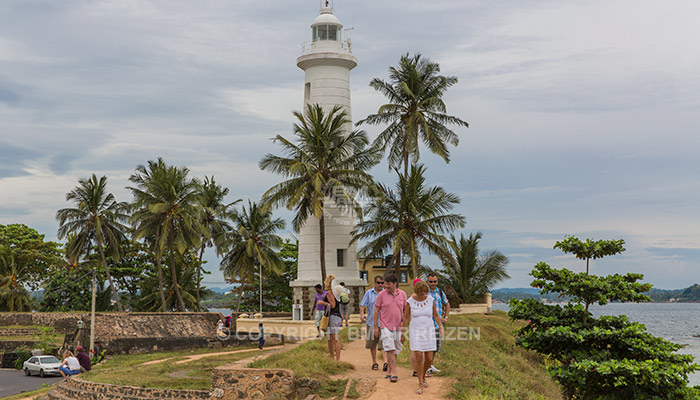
23, 355, 62, 377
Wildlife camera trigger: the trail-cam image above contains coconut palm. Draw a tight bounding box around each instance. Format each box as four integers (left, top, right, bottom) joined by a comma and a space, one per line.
221, 201, 285, 314
352, 164, 465, 277
430, 232, 510, 304
138, 252, 200, 312
358, 53, 468, 176
128, 158, 206, 312
0, 246, 33, 311
56, 174, 129, 311
194, 177, 239, 311
260, 104, 381, 282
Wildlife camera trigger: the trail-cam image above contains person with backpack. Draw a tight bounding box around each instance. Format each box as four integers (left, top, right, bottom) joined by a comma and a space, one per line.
426, 272, 450, 375
339, 282, 351, 327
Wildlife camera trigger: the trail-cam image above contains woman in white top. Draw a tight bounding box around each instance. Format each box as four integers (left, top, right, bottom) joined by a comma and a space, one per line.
59, 350, 81, 378
402, 280, 444, 395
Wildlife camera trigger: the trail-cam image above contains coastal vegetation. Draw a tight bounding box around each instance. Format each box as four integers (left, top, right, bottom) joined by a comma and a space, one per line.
509, 237, 700, 399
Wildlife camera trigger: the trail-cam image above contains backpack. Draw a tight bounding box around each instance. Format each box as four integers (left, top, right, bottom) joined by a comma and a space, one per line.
340, 290, 350, 304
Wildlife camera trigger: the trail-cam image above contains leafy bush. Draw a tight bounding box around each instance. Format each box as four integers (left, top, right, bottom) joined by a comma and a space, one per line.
33, 326, 59, 355
509, 237, 700, 399
14, 345, 32, 370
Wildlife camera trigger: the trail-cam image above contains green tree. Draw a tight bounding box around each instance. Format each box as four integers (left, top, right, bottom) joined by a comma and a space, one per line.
56, 174, 129, 311
0, 246, 33, 311
194, 176, 238, 311
138, 251, 201, 311
220, 201, 285, 314
430, 232, 509, 304
40, 262, 112, 311
352, 164, 465, 277
0, 224, 62, 289
235, 239, 298, 313
128, 158, 207, 312
260, 104, 381, 282
554, 236, 625, 275
509, 239, 700, 399
358, 53, 468, 176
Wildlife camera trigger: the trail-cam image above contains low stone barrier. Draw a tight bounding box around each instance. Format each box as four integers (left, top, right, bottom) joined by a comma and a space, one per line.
0, 327, 39, 336
210, 366, 296, 400
48, 376, 209, 400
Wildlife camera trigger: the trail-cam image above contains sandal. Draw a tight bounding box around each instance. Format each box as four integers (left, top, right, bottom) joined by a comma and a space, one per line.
390, 376, 398, 383
385, 375, 391, 379
382, 362, 388, 372
371, 363, 379, 370
412, 371, 418, 377
416, 387, 423, 394
423, 380, 429, 388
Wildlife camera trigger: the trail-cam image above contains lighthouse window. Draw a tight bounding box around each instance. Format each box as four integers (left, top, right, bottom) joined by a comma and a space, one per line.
328, 26, 337, 41
318, 25, 328, 40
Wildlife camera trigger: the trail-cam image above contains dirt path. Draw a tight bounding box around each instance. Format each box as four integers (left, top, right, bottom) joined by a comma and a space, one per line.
140, 345, 286, 366
333, 336, 451, 399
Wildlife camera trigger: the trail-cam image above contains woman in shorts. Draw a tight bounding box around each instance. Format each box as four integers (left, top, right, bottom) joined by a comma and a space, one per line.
317, 274, 342, 361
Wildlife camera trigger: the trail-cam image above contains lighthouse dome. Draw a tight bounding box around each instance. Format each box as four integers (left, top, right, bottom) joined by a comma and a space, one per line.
312, 8, 342, 28
310, 7, 343, 42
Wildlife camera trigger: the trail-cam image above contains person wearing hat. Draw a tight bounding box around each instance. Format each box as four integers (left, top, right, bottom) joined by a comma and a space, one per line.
75, 345, 91, 372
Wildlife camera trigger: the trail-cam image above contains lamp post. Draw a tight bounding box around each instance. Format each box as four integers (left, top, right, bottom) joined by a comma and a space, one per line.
90, 267, 96, 356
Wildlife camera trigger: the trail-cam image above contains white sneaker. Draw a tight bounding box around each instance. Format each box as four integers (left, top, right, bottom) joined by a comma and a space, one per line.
429, 365, 441, 373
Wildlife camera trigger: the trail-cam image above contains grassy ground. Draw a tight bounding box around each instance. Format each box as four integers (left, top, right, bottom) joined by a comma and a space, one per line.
249, 332, 357, 398
82, 345, 265, 390
397, 311, 563, 400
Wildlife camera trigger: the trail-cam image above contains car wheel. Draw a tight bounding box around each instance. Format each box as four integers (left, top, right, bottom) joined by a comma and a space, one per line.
39, 369, 45, 378
24, 367, 31, 376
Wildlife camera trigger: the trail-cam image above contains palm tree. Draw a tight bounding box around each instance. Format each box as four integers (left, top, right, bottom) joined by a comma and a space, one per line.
0, 246, 33, 312
260, 104, 381, 282
128, 158, 207, 312
194, 177, 239, 311
221, 201, 285, 314
56, 174, 129, 311
358, 53, 468, 176
138, 251, 200, 312
431, 232, 510, 304
352, 164, 465, 277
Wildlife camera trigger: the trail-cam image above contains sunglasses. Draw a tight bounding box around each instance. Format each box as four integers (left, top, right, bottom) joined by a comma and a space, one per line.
427, 280, 438, 283
376, 281, 385, 284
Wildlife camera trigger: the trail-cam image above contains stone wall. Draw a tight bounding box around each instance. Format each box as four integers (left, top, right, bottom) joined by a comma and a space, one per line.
210, 366, 296, 400
0, 327, 39, 336
48, 376, 209, 400
0, 312, 89, 333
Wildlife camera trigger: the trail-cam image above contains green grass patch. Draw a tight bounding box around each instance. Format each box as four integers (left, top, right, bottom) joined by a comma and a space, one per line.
249, 330, 356, 397
82, 345, 263, 390
398, 311, 563, 400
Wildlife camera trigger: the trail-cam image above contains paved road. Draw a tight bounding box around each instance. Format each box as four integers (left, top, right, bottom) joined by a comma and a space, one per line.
0, 368, 62, 398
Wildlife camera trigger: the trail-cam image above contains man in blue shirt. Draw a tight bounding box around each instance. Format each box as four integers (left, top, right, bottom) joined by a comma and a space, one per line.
360, 275, 384, 370
427, 272, 450, 374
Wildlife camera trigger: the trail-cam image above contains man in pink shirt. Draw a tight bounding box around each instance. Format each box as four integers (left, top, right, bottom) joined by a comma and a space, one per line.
373, 272, 407, 383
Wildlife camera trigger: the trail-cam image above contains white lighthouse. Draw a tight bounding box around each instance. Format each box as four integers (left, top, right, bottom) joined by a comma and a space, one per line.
291, 3, 365, 318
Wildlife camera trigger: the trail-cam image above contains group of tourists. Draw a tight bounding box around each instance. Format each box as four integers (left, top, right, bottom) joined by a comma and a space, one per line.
312, 272, 450, 395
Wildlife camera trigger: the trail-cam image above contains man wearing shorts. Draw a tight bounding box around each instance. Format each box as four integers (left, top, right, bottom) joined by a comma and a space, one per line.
374, 273, 407, 383
427, 272, 450, 374
311, 284, 326, 337
360, 275, 384, 370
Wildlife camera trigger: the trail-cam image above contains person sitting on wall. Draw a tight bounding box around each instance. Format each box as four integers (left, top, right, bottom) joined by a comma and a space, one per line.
75, 346, 91, 372
58, 350, 81, 378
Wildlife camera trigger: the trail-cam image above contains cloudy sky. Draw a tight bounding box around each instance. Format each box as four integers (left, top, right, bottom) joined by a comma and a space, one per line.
1, 0, 698, 289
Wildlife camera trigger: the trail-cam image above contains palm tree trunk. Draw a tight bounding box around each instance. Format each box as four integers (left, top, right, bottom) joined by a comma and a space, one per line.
169, 228, 187, 312
197, 240, 206, 312
235, 284, 243, 312
259, 262, 263, 314
96, 241, 124, 312
393, 248, 402, 277
319, 213, 327, 283
154, 249, 167, 312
